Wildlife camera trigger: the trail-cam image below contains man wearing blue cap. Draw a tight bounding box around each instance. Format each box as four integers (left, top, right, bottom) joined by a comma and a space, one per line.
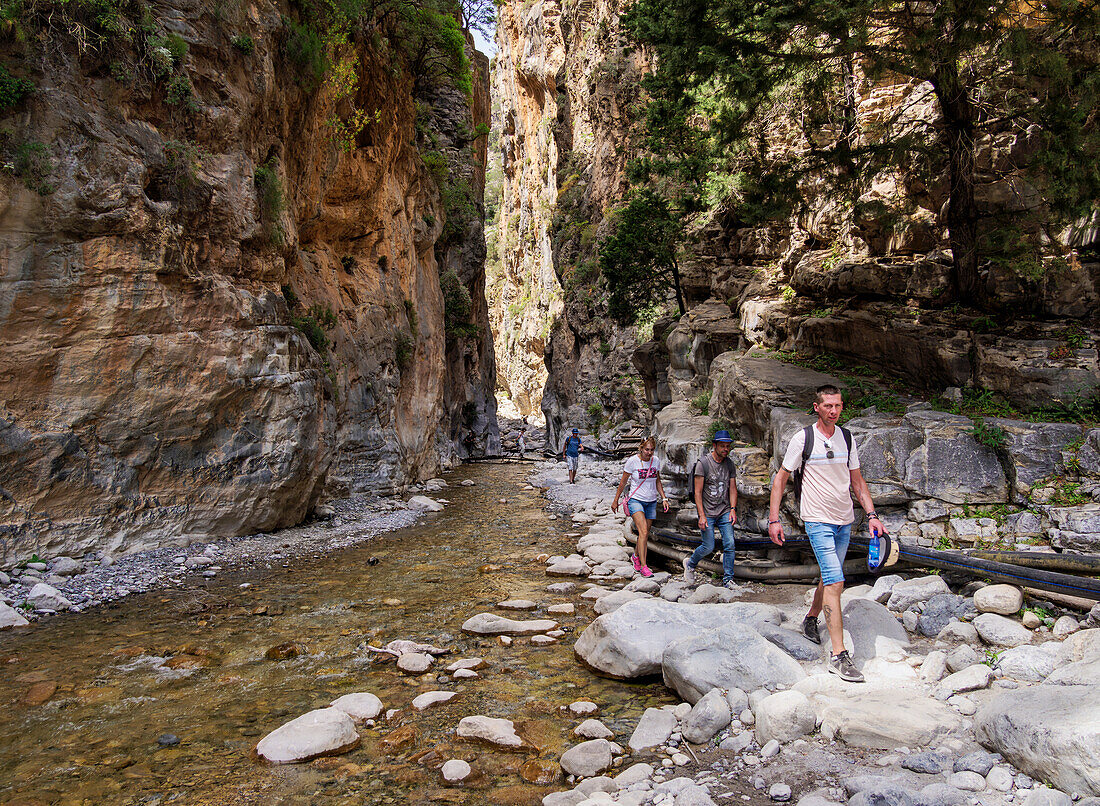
561, 428, 585, 484
682, 430, 738, 588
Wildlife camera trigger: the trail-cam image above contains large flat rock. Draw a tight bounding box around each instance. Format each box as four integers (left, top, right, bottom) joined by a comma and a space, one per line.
662, 623, 807, 703
628, 707, 678, 751
842, 598, 911, 664
456, 715, 532, 751
256, 707, 360, 764
975, 684, 1100, 796
795, 677, 963, 750
461, 613, 558, 635
573, 598, 782, 679
0, 602, 29, 629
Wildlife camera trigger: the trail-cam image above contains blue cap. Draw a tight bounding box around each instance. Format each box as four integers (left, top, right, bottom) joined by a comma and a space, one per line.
712, 430, 733, 443
572, 428, 579, 434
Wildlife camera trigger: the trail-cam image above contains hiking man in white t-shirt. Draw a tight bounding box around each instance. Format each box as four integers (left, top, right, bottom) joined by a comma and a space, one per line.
768, 384, 885, 683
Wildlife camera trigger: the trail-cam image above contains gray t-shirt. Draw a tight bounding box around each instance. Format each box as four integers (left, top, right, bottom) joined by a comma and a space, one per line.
694, 453, 736, 518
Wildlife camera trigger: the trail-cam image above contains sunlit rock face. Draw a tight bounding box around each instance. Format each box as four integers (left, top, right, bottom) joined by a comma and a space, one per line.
0, 3, 496, 562
494, 0, 1098, 447
493, 0, 651, 444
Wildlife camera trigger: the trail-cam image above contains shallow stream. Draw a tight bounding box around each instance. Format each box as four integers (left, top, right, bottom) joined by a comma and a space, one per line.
0, 465, 675, 806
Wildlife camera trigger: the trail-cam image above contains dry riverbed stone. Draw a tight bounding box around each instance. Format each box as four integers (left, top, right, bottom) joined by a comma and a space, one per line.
256, 707, 360, 764
26, 583, 73, 611
973, 584, 1024, 615
975, 684, 1100, 796
973, 613, 1033, 647
629, 707, 678, 751
574, 599, 782, 679
0, 602, 29, 629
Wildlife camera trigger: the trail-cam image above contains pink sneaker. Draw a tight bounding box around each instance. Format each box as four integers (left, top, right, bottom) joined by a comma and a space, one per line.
640, 565, 653, 578
631, 555, 642, 572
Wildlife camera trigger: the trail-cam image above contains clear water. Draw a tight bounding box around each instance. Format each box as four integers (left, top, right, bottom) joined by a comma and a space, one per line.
0, 465, 675, 805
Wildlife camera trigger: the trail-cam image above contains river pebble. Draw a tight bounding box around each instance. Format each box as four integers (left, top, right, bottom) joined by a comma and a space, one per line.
498, 599, 539, 610
456, 715, 528, 749
396, 652, 433, 673
331, 692, 384, 721
568, 701, 599, 716
575, 719, 614, 739
256, 707, 360, 764
445, 658, 486, 672
441, 759, 471, 782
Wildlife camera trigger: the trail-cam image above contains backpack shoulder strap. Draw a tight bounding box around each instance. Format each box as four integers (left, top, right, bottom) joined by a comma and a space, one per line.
840, 425, 853, 469
800, 425, 814, 467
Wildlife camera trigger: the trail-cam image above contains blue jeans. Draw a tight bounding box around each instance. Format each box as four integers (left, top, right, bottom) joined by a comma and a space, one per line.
627, 498, 657, 519
805, 522, 852, 586
687, 511, 736, 584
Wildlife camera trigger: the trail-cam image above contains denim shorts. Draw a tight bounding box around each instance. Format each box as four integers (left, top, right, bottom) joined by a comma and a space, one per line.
566, 455, 579, 471
627, 498, 657, 519
805, 522, 852, 585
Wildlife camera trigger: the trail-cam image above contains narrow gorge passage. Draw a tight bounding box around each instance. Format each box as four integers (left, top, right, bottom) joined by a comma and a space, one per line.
2, 0, 1099, 802
0, 465, 679, 805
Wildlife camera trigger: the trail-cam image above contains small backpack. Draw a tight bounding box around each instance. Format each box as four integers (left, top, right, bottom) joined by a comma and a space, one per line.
791, 425, 853, 498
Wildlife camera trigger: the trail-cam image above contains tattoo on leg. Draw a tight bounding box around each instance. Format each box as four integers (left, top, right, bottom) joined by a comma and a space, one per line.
822, 604, 832, 620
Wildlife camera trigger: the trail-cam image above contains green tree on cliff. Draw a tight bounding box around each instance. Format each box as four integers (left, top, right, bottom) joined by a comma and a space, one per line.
623, 0, 1100, 307
458, 0, 495, 39
599, 189, 687, 324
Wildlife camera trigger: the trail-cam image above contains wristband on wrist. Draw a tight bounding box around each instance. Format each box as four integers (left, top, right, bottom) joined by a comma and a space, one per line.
867, 512, 878, 519
768, 519, 780, 525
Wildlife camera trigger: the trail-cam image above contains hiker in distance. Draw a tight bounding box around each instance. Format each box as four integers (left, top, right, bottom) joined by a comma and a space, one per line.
611, 436, 668, 578
561, 428, 585, 484
683, 430, 739, 589
768, 384, 886, 683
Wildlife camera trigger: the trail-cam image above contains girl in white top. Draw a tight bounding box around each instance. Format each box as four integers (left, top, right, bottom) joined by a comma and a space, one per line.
611, 436, 669, 578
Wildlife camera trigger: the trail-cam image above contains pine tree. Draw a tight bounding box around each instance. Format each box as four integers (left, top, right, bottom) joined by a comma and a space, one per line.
624, 0, 1100, 306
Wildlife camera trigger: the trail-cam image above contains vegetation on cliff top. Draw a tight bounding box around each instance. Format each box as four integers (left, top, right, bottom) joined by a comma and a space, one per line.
621, 0, 1100, 310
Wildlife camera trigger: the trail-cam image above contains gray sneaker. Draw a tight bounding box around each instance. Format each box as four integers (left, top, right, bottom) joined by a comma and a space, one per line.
722, 579, 740, 591
802, 616, 821, 645
828, 650, 865, 683
682, 557, 696, 584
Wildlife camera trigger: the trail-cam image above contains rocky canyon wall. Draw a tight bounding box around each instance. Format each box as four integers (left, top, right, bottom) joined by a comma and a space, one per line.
493, 0, 651, 444
493, 0, 1099, 448
0, 0, 496, 564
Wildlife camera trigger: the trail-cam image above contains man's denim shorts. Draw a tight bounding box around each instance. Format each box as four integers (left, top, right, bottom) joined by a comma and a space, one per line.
805, 522, 852, 585
627, 498, 657, 519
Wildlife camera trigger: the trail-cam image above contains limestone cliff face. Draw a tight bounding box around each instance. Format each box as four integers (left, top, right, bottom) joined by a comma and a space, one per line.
0, 1, 496, 563
495, 0, 1099, 434
494, 0, 649, 444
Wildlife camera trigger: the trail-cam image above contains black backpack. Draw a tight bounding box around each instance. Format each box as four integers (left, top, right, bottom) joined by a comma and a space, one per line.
791, 425, 853, 498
